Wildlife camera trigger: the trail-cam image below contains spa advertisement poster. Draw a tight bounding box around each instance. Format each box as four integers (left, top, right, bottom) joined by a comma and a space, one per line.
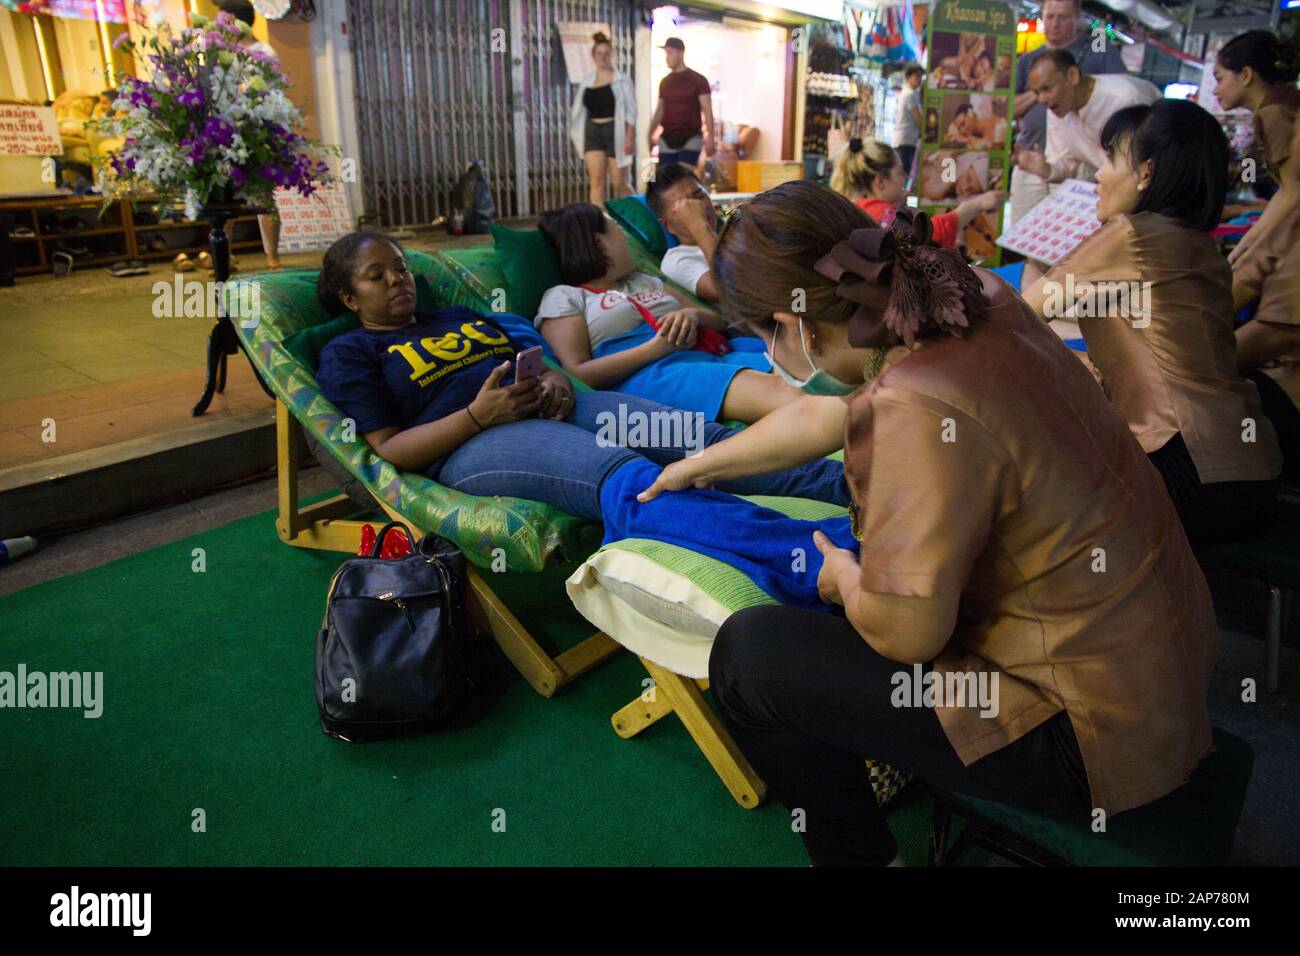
919, 0, 1017, 264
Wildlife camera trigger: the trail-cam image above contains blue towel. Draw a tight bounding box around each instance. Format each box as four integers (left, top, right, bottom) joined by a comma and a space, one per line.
598, 459, 858, 610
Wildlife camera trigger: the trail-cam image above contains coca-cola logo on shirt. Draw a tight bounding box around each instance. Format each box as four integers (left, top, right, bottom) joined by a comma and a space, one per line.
594, 288, 670, 311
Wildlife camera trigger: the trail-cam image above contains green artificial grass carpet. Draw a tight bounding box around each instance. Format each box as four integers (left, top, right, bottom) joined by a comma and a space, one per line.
0, 507, 935, 866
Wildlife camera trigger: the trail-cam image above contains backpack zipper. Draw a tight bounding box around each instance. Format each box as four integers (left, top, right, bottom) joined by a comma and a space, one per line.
380, 593, 415, 631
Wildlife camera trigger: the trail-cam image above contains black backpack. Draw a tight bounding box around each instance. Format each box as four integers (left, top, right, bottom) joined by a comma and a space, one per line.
449, 160, 495, 234
315, 523, 473, 741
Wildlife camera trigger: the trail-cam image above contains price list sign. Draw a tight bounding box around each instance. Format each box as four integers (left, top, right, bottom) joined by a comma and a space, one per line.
273, 183, 353, 253
995, 178, 1101, 266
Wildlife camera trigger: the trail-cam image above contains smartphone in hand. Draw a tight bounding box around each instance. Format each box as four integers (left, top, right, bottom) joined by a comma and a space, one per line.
514, 345, 544, 380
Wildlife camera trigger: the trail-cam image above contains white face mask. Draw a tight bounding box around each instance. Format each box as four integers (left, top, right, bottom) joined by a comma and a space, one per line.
766, 318, 859, 396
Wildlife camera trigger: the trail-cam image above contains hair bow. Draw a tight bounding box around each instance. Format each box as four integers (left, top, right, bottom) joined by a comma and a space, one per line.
813, 208, 987, 348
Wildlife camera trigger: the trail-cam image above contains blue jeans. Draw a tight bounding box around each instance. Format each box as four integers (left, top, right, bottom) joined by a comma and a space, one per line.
433, 390, 848, 520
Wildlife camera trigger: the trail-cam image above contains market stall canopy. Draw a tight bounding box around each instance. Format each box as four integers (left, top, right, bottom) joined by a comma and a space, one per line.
1, 0, 128, 20
1091, 0, 1179, 32
668, 0, 843, 24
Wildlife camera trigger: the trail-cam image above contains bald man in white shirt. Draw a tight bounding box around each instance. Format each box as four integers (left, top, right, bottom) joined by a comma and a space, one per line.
1013, 47, 1160, 288
1016, 47, 1161, 185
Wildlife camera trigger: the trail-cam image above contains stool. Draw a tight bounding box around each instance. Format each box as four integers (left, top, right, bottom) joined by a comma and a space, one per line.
1196, 495, 1300, 693
928, 727, 1254, 866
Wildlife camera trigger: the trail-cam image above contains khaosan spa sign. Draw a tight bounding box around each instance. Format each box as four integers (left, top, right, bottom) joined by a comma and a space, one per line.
918, 0, 1018, 265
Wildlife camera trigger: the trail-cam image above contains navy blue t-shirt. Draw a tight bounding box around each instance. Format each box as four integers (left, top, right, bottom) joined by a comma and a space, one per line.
316, 307, 518, 437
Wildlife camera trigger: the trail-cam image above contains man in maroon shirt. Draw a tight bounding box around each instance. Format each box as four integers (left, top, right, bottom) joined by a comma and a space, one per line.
650, 37, 715, 169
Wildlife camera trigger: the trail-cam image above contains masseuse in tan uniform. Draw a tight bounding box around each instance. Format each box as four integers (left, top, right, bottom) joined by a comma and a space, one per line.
1023, 100, 1280, 544
639, 182, 1218, 866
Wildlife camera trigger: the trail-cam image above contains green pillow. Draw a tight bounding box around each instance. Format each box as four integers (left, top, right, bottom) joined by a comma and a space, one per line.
606, 196, 670, 257
282, 275, 441, 371
284, 312, 359, 371
490, 223, 563, 318
413, 272, 439, 313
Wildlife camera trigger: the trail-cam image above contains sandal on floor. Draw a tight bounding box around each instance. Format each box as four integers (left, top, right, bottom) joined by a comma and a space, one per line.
196, 250, 214, 271
173, 253, 196, 273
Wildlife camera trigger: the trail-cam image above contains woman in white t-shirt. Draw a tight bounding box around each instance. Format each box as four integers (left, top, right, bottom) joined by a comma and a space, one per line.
536, 203, 798, 423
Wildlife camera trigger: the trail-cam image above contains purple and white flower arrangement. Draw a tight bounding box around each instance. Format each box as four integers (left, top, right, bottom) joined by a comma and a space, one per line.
90, 10, 333, 219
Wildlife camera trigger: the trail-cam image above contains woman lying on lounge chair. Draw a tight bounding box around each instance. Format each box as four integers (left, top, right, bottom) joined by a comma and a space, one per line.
533, 203, 800, 424
313, 230, 853, 600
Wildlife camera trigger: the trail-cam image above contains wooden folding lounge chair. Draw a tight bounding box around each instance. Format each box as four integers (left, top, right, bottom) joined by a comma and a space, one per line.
227, 252, 619, 697
567, 496, 911, 810
404, 227, 831, 807
230, 228, 878, 811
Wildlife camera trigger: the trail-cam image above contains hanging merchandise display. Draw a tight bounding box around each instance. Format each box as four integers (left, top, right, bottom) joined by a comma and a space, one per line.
826, 111, 849, 161
840, 2, 926, 148
802, 22, 860, 162
861, 1, 920, 64
898, 0, 923, 63
917, 0, 1017, 265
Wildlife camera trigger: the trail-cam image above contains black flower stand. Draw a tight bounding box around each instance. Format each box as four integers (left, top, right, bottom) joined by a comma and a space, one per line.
192, 203, 274, 416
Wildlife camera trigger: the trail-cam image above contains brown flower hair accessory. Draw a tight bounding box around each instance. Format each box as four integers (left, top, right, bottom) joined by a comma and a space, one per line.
813, 208, 988, 348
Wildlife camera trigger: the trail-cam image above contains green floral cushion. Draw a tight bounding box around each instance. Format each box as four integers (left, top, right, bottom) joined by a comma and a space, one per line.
227, 248, 600, 572
228, 227, 711, 571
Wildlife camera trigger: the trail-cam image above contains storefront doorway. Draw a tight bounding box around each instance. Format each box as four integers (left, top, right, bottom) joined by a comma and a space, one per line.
347, 0, 638, 227
648, 9, 794, 164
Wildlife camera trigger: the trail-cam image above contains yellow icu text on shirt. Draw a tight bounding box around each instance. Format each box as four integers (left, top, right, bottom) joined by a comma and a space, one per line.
385, 320, 515, 388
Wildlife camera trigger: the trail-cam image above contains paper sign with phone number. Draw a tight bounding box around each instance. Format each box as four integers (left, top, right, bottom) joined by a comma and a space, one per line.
0, 105, 62, 156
